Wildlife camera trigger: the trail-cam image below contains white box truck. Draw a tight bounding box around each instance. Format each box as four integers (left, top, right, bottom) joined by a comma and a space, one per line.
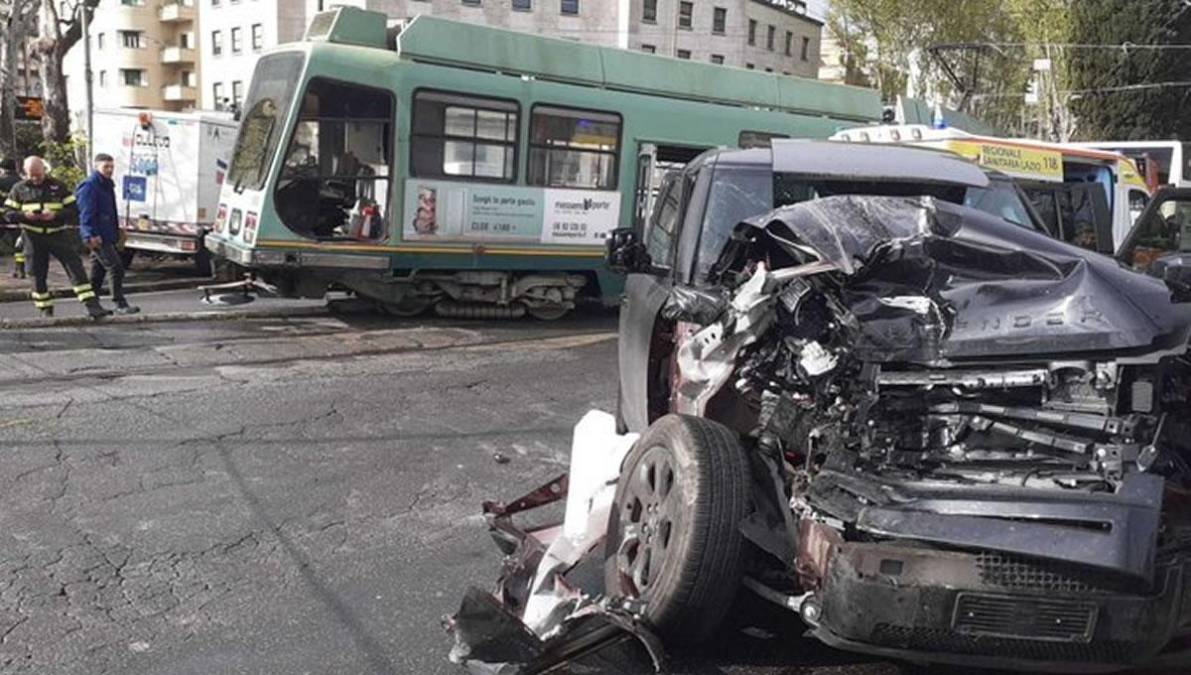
93, 108, 238, 274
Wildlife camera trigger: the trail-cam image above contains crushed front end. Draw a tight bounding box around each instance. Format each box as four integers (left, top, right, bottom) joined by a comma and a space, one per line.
666, 196, 1191, 671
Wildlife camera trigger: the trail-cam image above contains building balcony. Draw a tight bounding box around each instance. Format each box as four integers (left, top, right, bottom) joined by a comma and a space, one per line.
160, 47, 197, 65
159, 2, 195, 23
162, 84, 197, 102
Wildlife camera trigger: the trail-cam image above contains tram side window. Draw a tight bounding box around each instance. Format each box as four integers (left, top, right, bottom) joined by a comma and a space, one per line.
411, 91, 518, 182
528, 106, 621, 190
738, 131, 788, 149
275, 79, 393, 241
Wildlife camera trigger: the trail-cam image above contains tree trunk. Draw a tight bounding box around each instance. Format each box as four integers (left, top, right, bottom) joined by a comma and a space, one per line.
35, 42, 71, 143
31, 0, 97, 145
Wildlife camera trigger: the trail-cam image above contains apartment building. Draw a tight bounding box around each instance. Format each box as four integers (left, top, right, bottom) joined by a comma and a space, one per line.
196, 0, 821, 114
199, 0, 309, 110
629, 0, 821, 75
64, 0, 200, 114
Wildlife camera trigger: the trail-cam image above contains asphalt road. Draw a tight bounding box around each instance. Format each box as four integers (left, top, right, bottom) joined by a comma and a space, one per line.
0, 303, 1149, 675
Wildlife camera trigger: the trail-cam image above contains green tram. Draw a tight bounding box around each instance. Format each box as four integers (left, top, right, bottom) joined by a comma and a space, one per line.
206, 6, 884, 319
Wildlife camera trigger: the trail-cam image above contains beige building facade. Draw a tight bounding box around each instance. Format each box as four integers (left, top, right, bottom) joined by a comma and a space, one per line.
628, 0, 821, 76
65, 0, 200, 115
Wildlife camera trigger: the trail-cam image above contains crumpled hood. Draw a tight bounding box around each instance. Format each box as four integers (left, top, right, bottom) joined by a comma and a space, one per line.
726, 195, 1191, 362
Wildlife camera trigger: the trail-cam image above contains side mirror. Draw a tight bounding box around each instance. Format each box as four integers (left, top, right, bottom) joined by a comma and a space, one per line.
1149, 254, 1191, 300
605, 227, 653, 274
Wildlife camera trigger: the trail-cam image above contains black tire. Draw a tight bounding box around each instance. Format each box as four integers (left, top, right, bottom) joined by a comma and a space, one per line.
118, 248, 136, 270
604, 414, 750, 642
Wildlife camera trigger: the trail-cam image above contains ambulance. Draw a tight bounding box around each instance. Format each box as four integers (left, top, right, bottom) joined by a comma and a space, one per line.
831, 125, 1152, 254
93, 108, 238, 274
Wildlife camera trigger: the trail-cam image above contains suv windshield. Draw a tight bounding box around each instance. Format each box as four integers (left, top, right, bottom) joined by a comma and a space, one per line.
692, 166, 1045, 281
227, 52, 305, 191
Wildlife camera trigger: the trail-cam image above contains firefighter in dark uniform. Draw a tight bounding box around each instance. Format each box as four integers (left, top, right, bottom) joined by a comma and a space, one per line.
3, 156, 111, 318
0, 158, 24, 278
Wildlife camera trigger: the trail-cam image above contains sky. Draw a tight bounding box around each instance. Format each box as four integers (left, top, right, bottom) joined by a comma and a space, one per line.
807, 0, 831, 21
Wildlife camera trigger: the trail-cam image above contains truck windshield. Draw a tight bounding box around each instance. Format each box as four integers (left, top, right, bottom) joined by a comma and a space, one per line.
227, 52, 305, 191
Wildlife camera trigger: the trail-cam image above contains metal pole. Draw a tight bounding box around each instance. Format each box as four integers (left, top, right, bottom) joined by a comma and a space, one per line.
81, 1, 93, 160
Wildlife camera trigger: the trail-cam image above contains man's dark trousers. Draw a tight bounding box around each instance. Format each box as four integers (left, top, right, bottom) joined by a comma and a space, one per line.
89, 242, 126, 305
27, 228, 97, 306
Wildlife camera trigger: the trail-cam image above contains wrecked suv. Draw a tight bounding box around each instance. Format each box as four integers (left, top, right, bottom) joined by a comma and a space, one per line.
448, 142, 1191, 673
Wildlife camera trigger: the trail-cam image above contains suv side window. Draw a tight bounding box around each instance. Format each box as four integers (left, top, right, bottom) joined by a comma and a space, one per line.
647, 173, 683, 268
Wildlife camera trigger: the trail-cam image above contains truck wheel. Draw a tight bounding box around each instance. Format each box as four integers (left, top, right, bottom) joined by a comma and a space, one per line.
194, 246, 214, 277
119, 248, 136, 270
604, 414, 750, 642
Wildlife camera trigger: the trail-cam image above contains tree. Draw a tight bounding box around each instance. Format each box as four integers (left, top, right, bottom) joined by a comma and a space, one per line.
28, 0, 99, 144
0, 0, 38, 159
1068, 0, 1191, 140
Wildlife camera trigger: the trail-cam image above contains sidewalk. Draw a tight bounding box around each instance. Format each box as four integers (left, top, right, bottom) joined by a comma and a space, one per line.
0, 287, 330, 327
0, 253, 208, 303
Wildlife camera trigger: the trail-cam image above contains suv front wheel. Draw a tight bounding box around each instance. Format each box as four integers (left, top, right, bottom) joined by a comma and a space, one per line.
604, 414, 750, 642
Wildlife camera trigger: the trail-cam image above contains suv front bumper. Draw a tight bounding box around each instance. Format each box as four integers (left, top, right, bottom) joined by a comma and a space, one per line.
807, 540, 1191, 673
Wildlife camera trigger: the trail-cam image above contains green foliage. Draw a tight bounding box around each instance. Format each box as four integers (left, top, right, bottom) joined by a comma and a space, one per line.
1068, 0, 1191, 140
39, 134, 87, 189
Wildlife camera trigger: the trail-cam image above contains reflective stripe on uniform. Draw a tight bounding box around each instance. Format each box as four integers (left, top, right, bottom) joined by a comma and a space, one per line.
62, 195, 76, 205
20, 203, 42, 212
73, 284, 96, 302
3, 198, 18, 208
31, 292, 53, 309
19, 225, 69, 235
42, 202, 64, 211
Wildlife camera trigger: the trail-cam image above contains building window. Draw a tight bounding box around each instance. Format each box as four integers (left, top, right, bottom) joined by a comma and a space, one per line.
560, 0, 578, 15
745, 63, 754, 69
710, 54, 723, 65
801, 36, 810, 61
411, 90, 519, 182
232, 80, 243, 105
512, 0, 531, 10
641, 44, 656, 53
212, 0, 220, 5
96, 32, 104, 50
713, 7, 726, 34
212, 81, 224, 105
676, 49, 691, 59
747, 19, 756, 45
120, 30, 143, 49
180, 32, 191, 48
98, 70, 107, 88
528, 105, 621, 190
785, 30, 792, 56
462, 0, 480, 5
642, 0, 656, 23
212, 30, 223, 55
231, 26, 243, 53
120, 69, 146, 87
766, 25, 775, 51
678, 1, 692, 29
251, 24, 263, 51
182, 70, 195, 87
120, 0, 143, 4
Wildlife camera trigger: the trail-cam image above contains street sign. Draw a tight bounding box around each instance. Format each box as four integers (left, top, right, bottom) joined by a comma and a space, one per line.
14, 96, 43, 121
123, 175, 147, 202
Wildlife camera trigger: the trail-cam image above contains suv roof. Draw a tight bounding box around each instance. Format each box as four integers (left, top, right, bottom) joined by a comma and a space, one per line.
695, 140, 990, 189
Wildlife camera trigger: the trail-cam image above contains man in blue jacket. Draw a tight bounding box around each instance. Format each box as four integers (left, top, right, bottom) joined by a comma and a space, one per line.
77, 153, 138, 314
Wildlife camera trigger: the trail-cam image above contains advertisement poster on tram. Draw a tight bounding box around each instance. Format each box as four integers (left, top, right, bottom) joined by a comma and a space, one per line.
402, 179, 620, 246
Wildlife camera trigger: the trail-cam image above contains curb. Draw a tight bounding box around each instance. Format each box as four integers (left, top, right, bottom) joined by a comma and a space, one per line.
0, 304, 330, 330
0, 277, 208, 303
